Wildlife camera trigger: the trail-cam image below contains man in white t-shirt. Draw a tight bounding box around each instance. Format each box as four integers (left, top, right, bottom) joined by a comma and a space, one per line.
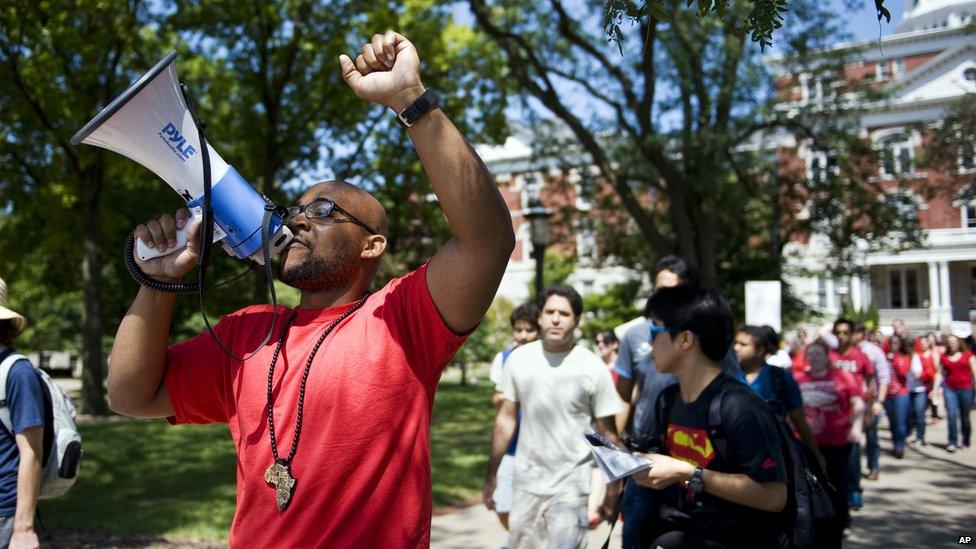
483, 285, 623, 548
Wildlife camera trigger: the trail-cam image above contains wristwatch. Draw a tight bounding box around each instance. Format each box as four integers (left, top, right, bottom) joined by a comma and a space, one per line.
687, 467, 704, 494
396, 88, 440, 128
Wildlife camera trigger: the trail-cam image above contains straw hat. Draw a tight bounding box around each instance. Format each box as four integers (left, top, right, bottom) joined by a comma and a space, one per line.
0, 277, 27, 337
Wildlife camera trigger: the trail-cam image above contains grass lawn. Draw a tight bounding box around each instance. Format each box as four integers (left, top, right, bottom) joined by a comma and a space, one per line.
39, 378, 494, 539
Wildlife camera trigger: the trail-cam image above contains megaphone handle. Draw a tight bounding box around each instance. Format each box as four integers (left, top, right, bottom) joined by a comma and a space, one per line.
134, 207, 203, 262
135, 227, 188, 261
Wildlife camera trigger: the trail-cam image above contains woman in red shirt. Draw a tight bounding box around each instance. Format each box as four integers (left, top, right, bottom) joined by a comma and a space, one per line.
794, 340, 865, 533
884, 335, 912, 458
936, 335, 976, 452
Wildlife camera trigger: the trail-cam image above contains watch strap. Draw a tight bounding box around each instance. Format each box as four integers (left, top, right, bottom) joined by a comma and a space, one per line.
396, 88, 440, 128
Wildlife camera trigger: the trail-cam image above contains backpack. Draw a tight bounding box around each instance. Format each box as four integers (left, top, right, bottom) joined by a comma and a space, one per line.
0, 352, 82, 499
653, 378, 841, 549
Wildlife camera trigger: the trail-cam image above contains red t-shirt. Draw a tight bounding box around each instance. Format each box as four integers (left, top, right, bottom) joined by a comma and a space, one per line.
887, 354, 911, 397
164, 265, 468, 547
919, 353, 936, 389
940, 351, 975, 390
791, 345, 809, 375
829, 347, 874, 395
795, 368, 862, 447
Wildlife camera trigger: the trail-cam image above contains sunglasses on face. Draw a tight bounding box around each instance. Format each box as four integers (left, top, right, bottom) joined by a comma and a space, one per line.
649, 323, 670, 341
285, 198, 378, 235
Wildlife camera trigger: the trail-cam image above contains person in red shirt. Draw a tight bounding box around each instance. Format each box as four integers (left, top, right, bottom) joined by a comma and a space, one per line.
828, 318, 876, 502
884, 335, 912, 458
105, 31, 516, 548
935, 335, 976, 452
794, 340, 865, 538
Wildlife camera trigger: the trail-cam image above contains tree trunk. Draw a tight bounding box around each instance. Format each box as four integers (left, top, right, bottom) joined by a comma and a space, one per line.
80, 176, 108, 415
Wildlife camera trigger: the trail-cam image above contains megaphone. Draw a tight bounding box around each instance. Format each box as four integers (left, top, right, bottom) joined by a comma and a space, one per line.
70, 51, 293, 264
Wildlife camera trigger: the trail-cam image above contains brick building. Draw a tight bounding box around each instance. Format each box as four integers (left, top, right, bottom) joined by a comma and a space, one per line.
475, 124, 642, 305
773, 0, 976, 331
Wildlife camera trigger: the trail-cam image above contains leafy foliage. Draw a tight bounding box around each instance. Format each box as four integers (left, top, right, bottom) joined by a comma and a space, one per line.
0, 1, 510, 412
604, 0, 888, 50
580, 281, 643, 340
915, 93, 976, 196
471, 0, 919, 325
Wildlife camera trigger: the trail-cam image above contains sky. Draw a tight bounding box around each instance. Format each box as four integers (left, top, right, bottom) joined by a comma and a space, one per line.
837, 0, 908, 42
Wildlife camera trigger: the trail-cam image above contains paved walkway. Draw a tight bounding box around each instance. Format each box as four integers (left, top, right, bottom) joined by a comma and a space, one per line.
431, 416, 976, 548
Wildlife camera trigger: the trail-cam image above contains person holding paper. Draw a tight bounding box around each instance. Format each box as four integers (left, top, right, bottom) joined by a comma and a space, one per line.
483, 285, 623, 548
632, 285, 789, 548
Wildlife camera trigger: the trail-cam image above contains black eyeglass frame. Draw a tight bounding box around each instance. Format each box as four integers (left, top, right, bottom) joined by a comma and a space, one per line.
285, 199, 378, 236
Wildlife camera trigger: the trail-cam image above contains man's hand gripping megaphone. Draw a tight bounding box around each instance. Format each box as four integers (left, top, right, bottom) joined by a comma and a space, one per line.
133, 207, 202, 283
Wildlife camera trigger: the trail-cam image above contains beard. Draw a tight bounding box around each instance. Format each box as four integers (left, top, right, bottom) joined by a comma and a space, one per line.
280, 244, 359, 292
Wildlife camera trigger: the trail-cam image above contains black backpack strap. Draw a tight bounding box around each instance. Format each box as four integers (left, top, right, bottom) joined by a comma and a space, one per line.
653, 383, 680, 449
707, 386, 729, 461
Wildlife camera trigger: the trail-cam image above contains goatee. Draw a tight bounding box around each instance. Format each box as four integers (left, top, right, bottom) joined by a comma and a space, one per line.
280, 248, 359, 291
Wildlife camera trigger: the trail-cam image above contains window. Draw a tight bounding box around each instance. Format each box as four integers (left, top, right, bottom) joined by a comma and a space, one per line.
889, 268, 920, 308
893, 59, 906, 77
964, 67, 976, 82
808, 151, 827, 183
962, 140, 975, 172
888, 192, 921, 223
880, 133, 914, 176
966, 203, 976, 229
970, 266, 976, 298
876, 62, 892, 80
802, 74, 836, 103
576, 219, 598, 265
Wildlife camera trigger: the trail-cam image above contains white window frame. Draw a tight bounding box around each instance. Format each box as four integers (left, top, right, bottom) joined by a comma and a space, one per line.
575, 222, 598, 266
893, 59, 906, 77
959, 132, 975, 173
874, 128, 917, 178
519, 172, 544, 210
799, 73, 836, 104
962, 201, 976, 230
876, 61, 892, 80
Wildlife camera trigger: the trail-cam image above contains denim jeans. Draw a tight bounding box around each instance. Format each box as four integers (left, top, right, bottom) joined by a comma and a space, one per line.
909, 390, 928, 442
621, 478, 657, 549
943, 386, 975, 447
884, 394, 911, 453
846, 441, 862, 494
0, 516, 11, 548
864, 414, 881, 472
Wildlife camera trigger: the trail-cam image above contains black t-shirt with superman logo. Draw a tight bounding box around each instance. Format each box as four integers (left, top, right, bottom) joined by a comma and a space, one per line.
665, 372, 788, 547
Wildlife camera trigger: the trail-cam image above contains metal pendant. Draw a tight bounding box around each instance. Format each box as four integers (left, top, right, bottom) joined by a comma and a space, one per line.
264, 461, 296, 511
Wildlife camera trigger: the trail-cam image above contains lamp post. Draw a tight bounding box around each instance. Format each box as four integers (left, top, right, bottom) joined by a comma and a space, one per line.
524, 195, 552, 304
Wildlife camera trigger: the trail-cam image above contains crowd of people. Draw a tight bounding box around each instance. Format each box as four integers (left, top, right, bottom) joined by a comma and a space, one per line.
1, 27, 972, 549
482, 256, 976, 549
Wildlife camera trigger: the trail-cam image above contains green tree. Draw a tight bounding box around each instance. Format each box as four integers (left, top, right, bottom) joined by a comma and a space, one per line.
469, 0, 920, 317
166, 0, 511, 305
580, 280, 642, 340
0, 0, 163, 413
916, 93, 976, 195
1, 1, 510, 414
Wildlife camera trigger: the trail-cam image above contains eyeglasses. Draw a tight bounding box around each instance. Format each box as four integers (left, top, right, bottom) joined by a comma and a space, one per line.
649, 323, 670, 341
285, 199, 378, 235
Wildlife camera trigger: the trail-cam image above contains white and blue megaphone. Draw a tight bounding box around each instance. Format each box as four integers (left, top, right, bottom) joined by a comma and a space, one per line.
70, 51, 293, 264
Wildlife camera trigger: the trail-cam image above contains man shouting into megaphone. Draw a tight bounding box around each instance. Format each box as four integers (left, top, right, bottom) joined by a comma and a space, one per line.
107, 31, 514, 547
